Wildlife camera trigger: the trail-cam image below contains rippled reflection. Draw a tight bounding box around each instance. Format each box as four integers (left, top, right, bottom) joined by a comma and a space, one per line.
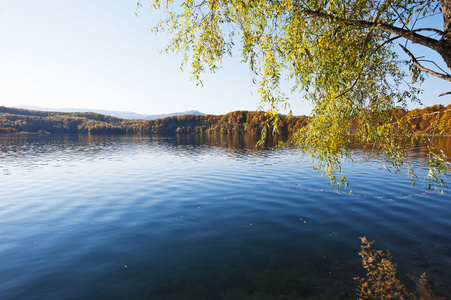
0, 134, 295, 171
0, 134, 450, 300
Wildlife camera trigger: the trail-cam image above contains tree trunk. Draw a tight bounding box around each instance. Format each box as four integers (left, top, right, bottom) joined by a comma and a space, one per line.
440, 0, 451, 69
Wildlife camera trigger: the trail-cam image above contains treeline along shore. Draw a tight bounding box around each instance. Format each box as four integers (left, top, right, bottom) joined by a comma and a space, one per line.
1, 105, 451, 136
0, 106, 307, 135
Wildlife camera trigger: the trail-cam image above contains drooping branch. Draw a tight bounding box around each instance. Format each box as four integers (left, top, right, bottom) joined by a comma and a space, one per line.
399, 44, 451, 82
360, 0, 391, 54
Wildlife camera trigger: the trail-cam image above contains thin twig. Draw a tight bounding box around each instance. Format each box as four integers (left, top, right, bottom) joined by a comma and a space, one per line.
409, 107, 451, 120
334, 73, 362, 99
417, 12, 442, 21
417, 59, 450, 76
373, 35, 402, 52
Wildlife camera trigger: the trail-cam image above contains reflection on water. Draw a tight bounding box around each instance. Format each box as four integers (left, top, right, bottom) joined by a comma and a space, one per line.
2, 133, 448, 168
0, 133, 267, 156
0, 134, 450, 300
0, 134, 291, 173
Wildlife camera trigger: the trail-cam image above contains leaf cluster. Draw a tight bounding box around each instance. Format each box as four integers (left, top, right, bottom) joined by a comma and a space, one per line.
354, 237, 445, 300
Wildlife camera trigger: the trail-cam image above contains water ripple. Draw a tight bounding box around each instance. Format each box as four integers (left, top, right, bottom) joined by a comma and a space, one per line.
1, 134, 450, 299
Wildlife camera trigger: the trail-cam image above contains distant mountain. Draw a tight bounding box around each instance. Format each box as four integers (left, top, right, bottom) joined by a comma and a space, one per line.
15, 105, 205, 120
145, 110, 205, 120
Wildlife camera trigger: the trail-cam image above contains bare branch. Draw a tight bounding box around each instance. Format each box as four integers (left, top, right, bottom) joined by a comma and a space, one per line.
412, 28, 444, 35
417, 59, 450, 75
399, 44, 451, 82
417, 12, 443, 20
373, 35, 402, 52
389, 2, 410, 31
439, 91, 451, 96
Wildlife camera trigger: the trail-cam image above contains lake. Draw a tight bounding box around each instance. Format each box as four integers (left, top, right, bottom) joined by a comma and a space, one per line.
1, 134, 450, 299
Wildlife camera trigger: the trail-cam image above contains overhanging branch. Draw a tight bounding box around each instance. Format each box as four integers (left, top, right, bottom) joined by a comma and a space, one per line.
399, 44, 451, 82
412, 28, 444, 35
300, 8, 441, 52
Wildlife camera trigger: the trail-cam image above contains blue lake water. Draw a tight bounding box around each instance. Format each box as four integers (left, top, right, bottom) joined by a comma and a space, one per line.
1, 134, 450, 299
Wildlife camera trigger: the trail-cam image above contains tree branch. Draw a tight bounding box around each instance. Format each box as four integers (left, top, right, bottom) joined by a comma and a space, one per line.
373, 35, 402, 53
399, 44, 451, 82
417, 59, 450, 75
412, 28, 444, 35
335, 73, 362, 99
300, 9, 441, 52
361, 0, 391, 54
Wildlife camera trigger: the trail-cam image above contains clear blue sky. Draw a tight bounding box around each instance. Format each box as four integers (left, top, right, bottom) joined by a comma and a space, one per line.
0, 0, 448, 116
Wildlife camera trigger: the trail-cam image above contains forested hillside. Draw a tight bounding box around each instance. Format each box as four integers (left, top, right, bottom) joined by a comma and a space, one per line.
1, 105, 450, 136
0, 106, 307, 135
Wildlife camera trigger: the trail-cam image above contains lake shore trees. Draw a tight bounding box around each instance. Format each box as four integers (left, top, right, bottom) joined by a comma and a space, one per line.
0, 106, 307, 136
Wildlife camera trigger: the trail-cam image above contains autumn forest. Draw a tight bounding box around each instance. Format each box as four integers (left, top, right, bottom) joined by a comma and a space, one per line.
1, 105, 451, 136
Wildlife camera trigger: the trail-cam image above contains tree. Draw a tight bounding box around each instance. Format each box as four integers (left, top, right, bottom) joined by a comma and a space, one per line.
138, 0, 450, 191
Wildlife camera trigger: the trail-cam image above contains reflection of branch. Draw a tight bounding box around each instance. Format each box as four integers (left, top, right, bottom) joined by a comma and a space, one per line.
399, 44, 451, 82
439, 91, 451, 97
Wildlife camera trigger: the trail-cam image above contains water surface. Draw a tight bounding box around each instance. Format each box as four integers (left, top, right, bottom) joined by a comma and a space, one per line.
1, 134, 450, 299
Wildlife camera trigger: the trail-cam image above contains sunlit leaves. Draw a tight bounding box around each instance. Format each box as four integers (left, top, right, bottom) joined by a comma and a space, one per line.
139, 0, 449, 191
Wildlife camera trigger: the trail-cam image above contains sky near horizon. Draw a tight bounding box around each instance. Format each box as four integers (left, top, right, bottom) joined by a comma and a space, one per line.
0, 1, 449, 116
